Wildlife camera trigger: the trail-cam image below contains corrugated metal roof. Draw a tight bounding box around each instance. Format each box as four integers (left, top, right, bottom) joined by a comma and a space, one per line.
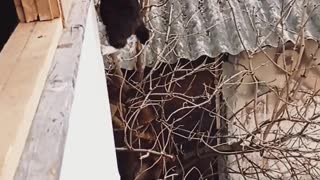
99, 0, 320, 70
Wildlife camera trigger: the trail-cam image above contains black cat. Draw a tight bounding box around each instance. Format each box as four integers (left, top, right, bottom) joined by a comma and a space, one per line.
100, 0, 150, 49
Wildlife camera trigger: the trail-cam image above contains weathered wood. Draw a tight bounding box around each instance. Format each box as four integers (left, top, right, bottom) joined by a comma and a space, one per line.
21, 0, 38, 22
0, 18, 62, 180
13, 0, 26, 22
14, 0, 92, 180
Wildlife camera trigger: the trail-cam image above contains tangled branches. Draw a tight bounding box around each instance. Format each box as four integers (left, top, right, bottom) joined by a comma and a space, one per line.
101, 0, 320, 179
106, 39, 320, 180
107, 54, 228, 179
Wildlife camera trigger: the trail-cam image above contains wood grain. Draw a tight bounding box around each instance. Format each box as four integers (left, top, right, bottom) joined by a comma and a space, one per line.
0, 19, 63, 180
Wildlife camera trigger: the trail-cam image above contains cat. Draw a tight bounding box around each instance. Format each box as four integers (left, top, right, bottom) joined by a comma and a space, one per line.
99, 0, 150, 49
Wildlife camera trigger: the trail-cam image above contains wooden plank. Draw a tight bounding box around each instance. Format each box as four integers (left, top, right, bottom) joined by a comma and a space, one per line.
36, 0, 61, 21
0, 19, 63, 180
21, 0, 38, 22
14, 0, 91, 180
0, 23, 36, 91
13, 0, 26, 22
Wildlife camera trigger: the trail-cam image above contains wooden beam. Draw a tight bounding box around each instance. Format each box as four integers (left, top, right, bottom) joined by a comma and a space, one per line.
21, 0, 38, 22
0, 19, 63, 180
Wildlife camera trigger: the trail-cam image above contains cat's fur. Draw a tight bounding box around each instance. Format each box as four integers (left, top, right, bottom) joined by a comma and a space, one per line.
100, 0, 149, 49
